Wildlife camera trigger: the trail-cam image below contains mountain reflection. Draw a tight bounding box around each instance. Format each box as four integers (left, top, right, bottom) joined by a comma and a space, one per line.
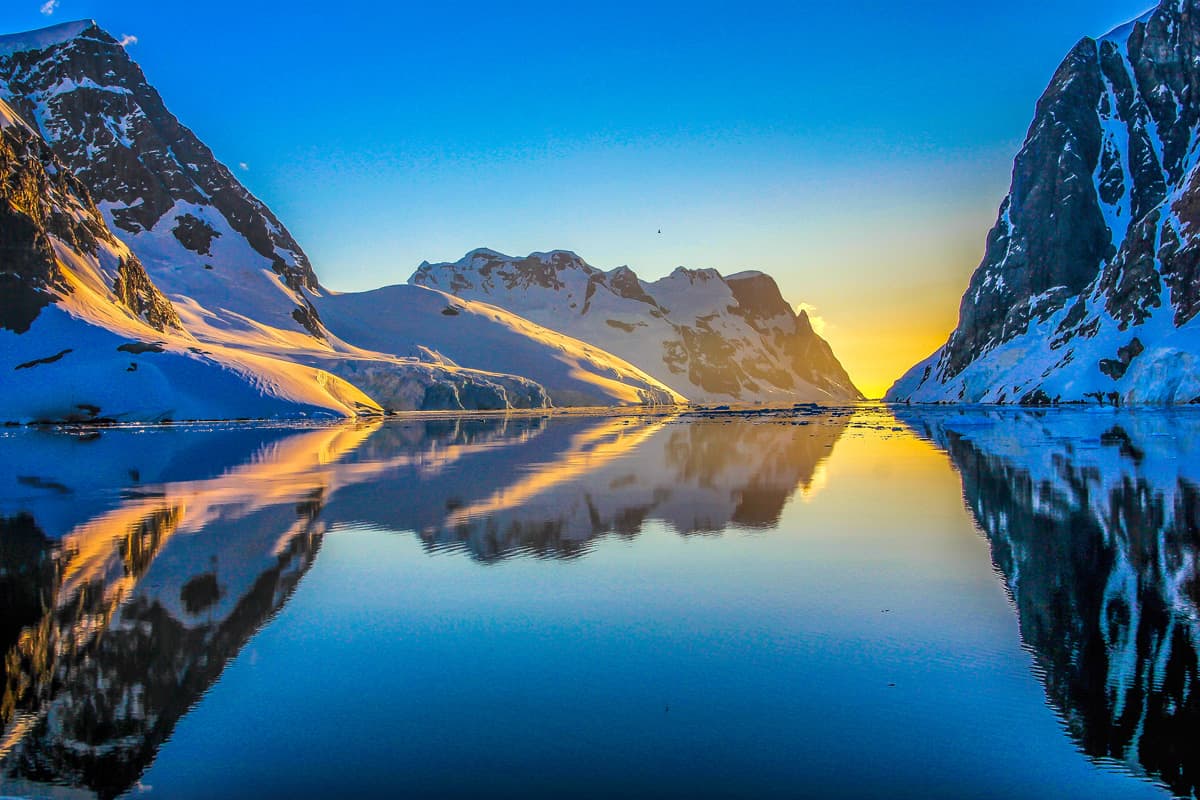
327, 414, 847, 559
0, 411, 847, 798
900, 408, 1200, 798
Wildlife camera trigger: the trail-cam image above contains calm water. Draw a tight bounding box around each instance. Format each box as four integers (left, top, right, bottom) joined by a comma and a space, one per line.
0, 406, 1196, 799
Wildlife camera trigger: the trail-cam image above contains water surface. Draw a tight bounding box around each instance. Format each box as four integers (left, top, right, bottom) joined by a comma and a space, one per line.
0, 406, 1196, 798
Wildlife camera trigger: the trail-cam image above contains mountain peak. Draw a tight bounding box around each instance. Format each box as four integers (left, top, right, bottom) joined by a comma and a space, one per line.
664, 266, 723, 284
1098, 6, 1156, 43
0, 23, 327, 340
0, 20, 99, 58
529, 249, 584, 261
460, 247, 508, 261
449, 248, 596, 276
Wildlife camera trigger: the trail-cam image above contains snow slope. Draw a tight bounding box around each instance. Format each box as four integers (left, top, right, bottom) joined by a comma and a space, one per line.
0, 19, 91, 58
410, 249, 863, 404
317, 283, 683, 406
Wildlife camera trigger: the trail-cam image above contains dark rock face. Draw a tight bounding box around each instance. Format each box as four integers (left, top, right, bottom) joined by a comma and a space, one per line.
891, 1, 1200, 403
112, 255, 181, 332
727, 271, 795, 322
606, 265, 657, 306
170, 213, 220, 256
941, 38, 1110, 379
0, 112, 75, 333
0, 102, 179, 334
0, 21, 325, 336
1098, 336, 1145, 379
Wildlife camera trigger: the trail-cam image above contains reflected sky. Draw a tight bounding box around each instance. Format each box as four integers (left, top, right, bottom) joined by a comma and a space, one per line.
0, 408, 1194, 798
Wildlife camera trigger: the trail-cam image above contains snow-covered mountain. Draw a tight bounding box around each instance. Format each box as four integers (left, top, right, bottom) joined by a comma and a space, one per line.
0, 19, 326, 344
889, 1, 1200, 405
410, 249, 863, 404
0, 95, 383, 423
898, 407, 1200, 797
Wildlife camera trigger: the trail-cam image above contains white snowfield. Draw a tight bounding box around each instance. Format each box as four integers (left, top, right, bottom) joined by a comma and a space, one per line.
2, 304, 382, 424
317, 284, 684, 407
411, 249, 862, 404
890, 299, 1200, 405
0, 236, 378, 425
101, 196, 326, 343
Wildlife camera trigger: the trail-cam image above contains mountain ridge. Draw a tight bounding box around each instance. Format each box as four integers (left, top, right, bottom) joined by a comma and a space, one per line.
411, 248, 864, 404
0, 19, 95, 57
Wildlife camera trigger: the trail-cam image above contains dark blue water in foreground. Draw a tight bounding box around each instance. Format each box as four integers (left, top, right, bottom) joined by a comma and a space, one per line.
0, 406, 1196, 799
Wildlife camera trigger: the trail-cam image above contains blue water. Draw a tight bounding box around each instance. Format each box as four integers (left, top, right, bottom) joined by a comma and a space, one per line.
0, 407, 1194, 798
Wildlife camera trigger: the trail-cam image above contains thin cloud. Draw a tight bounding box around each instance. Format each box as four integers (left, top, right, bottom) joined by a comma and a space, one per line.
117, 33, 138, 47
39, 0, 58, 15
238, 162, 249, 171
796, 302, 828, 337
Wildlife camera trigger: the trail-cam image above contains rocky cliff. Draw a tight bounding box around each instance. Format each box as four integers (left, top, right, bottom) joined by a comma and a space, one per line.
889, 2, 1200, 405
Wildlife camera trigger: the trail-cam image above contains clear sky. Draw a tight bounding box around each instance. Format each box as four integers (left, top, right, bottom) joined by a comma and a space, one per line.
2, 0, 1153, 397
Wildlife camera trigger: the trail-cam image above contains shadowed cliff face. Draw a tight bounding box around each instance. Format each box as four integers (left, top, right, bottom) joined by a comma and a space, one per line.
0, 97, 178, 336
900, 408, 1200, 797
0, 410, 849, 797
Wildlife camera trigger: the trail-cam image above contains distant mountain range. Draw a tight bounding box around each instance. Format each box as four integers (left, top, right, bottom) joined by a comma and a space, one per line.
0, 20, 855, 422
889, 0, 1200, 405
412, 249, 862, 404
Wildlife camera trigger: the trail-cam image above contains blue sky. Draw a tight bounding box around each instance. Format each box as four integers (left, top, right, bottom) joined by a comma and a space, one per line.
1, 0, 1154, 395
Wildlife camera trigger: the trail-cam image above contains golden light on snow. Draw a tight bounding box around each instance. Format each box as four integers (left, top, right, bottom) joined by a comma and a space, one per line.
442, 416, 673, 526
